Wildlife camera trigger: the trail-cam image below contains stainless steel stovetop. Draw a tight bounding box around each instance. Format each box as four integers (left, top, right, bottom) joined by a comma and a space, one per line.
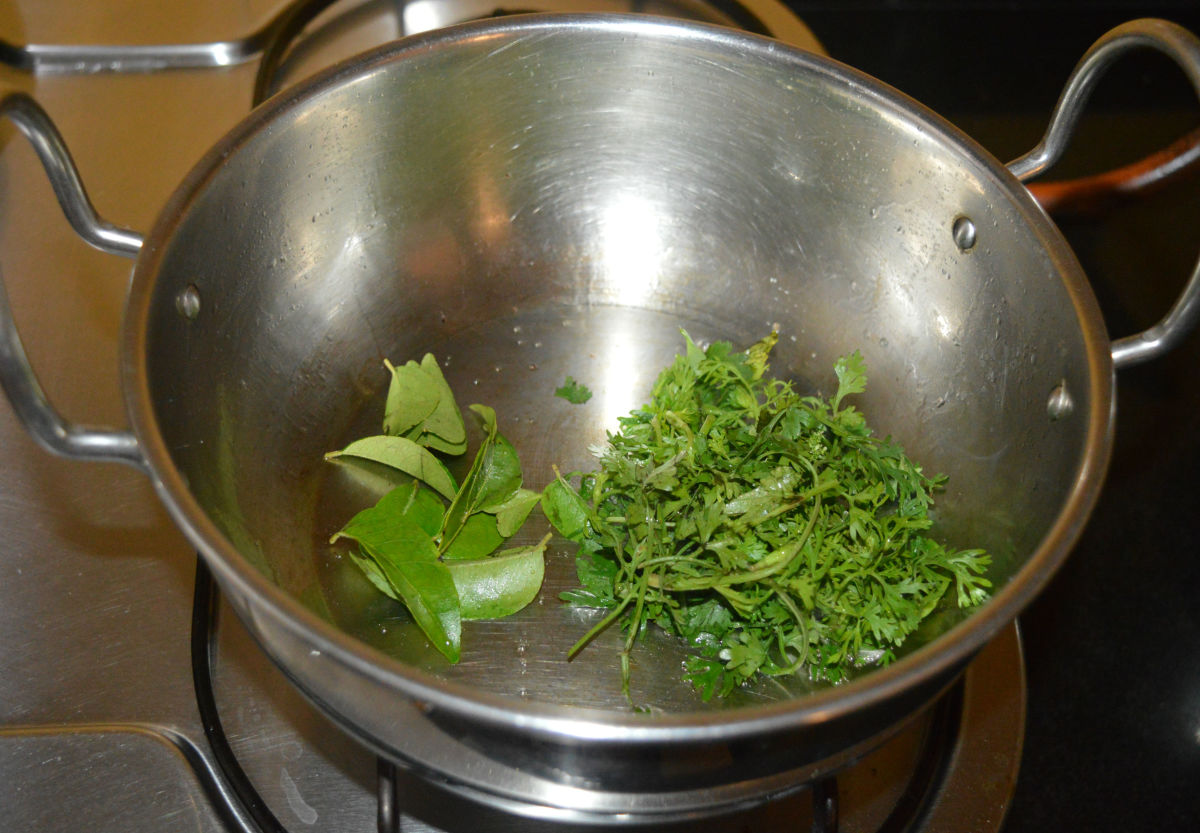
1, 1, 1048, 830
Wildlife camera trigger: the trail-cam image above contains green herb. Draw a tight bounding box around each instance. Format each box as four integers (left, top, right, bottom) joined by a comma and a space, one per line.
325, 435, 458, 500
383, 354, 467, 454
326, 355, 546, 662
544, 332, 990, 700
555, 376, 593, 404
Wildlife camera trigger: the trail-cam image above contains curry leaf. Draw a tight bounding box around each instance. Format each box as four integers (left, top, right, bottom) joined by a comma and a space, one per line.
541, 474, 591, 543
383, 358, 439, 437
382, 353, 468, 454
440, 512, 504, 561
327, 354, 547, 665
449, 534, 550, 620
348, 548, 392, 597
412, 353, 467, 452
487, 487, 543, 537
440, 405, 522, 546
331, 505, 461, 662
325, 435, 458, 500
367, 545, 461, 662
331, 482, 443, 542
464, 405, 524, 512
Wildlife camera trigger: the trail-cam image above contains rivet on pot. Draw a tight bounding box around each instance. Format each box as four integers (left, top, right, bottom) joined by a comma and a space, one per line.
952, 215, 977, 251
1047, 379, 1074, 421
176, 284, 202, 320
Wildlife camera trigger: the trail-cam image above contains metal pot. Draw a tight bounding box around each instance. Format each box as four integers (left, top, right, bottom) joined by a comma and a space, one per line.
2, 14, 1198, 822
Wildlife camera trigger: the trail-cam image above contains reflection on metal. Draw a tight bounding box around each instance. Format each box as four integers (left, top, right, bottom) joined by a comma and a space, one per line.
0, 0, 823, 76
0, 0, 339, 73
0, 723, 256, 833
0, 36, 266, 73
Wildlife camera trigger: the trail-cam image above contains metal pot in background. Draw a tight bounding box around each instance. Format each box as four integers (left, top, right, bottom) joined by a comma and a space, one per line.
2, 14, 1198, 821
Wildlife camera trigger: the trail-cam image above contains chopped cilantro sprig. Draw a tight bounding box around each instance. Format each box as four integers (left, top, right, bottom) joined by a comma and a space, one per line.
542, 331, 991, 701
555, 375, 593, 404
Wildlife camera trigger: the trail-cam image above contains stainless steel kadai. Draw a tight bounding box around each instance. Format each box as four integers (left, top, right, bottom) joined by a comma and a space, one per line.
2, 13, 1199, 820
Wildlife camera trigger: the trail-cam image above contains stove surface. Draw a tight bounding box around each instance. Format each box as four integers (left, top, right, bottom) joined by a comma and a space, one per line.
3, 1, 1199, 831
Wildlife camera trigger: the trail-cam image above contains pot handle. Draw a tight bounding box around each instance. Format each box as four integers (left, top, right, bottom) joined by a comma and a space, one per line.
1026, 126, 1200, 216
0, 91, 147, 470
1007, 18, 1200, 371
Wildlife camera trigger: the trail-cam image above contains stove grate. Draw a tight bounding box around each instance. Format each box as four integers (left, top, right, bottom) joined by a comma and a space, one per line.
191, 558, 980, 833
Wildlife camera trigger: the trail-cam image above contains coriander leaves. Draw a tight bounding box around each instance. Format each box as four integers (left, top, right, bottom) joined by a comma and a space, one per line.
546, 332, 991, 700
554, 375, 593, 404
325, 354, 546, 663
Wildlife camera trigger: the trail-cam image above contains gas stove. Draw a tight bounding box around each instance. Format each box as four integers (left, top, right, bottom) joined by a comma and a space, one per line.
2, 2, 1198, 831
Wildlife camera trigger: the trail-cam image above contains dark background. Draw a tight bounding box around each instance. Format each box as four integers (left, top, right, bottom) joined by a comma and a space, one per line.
786, 3, 1200, 830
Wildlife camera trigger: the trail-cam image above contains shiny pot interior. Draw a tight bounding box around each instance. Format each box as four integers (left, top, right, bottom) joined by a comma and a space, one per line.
125, 12, 1110, 804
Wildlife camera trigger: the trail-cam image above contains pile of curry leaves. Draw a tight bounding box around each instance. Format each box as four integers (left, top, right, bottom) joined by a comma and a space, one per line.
326, 354, 546, 663
542, 332, 991, 700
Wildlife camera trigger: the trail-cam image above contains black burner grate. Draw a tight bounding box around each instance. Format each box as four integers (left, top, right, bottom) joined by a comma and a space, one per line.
191, 558, 976, 833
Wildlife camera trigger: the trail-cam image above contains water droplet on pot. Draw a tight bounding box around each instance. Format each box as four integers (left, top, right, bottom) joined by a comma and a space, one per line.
176, 285, 201, 320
